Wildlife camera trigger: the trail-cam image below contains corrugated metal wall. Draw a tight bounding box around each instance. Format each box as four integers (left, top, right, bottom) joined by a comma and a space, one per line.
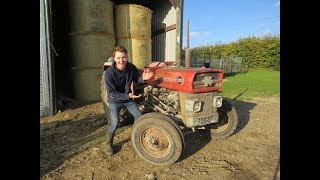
40, 0, 54, 116
152, 1, 177, 61
40, 61, 45, 116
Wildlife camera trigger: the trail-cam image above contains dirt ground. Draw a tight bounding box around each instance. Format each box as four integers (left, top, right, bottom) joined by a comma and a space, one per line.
40, 96, 280, 180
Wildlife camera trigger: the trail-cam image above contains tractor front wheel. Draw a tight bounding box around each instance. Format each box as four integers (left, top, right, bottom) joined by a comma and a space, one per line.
205, 99, 238, 139
131, 113, 184, 165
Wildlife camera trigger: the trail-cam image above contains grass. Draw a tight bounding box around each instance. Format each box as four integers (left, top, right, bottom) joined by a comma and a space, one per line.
218, 69, 280, 101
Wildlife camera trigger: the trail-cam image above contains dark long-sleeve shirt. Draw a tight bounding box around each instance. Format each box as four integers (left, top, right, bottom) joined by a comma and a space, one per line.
104, 62, 144, 103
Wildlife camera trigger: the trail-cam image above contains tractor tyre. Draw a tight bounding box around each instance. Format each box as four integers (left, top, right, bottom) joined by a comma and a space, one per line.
137, 113, 185, 152
101, 71, 110, 125
101, 71, 130, 126
131, 113, 184, 165
206, 99, 238, 139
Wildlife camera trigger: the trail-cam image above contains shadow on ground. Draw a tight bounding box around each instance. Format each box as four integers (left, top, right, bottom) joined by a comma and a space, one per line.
57, 98, 101, 112
40, 114, 107, 177
177, 98, 257, 162
231, 98, 256, 135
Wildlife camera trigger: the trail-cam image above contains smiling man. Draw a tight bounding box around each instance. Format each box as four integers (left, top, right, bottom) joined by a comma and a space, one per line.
103, 45, 154, 156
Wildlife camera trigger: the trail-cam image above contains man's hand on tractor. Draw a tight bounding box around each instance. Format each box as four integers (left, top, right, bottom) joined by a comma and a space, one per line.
142, 69, 154, 80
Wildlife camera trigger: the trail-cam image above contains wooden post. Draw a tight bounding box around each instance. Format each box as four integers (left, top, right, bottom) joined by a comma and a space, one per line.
185, 19, 191, 68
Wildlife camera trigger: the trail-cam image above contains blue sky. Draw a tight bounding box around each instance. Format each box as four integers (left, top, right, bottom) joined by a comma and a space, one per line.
182, 0, 280, 48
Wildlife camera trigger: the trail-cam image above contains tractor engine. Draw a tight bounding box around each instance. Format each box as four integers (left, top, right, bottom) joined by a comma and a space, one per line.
142, 86, 181, 117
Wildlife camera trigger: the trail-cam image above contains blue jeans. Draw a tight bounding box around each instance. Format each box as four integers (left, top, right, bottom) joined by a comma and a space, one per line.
107, 101, 142, 134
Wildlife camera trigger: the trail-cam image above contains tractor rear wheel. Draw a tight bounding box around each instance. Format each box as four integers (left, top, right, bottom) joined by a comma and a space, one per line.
205, 99, 238, 139
137, 113, 185, 151
131, 113, 184, 165
101, 72, 110, 124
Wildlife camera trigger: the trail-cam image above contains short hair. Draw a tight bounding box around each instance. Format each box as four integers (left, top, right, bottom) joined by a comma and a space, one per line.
113, 45, 127, 57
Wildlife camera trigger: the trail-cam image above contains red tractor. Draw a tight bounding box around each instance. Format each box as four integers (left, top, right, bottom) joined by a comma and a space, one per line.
101, 61, 238, 165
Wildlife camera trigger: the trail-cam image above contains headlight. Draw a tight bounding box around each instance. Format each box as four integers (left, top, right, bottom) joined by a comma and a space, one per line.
185, 99, 202, 112
213, 96, 223, 107
193, 101, 202, 112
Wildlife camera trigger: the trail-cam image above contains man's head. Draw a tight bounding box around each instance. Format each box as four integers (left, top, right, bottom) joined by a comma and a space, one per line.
113, 45, 128, 71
